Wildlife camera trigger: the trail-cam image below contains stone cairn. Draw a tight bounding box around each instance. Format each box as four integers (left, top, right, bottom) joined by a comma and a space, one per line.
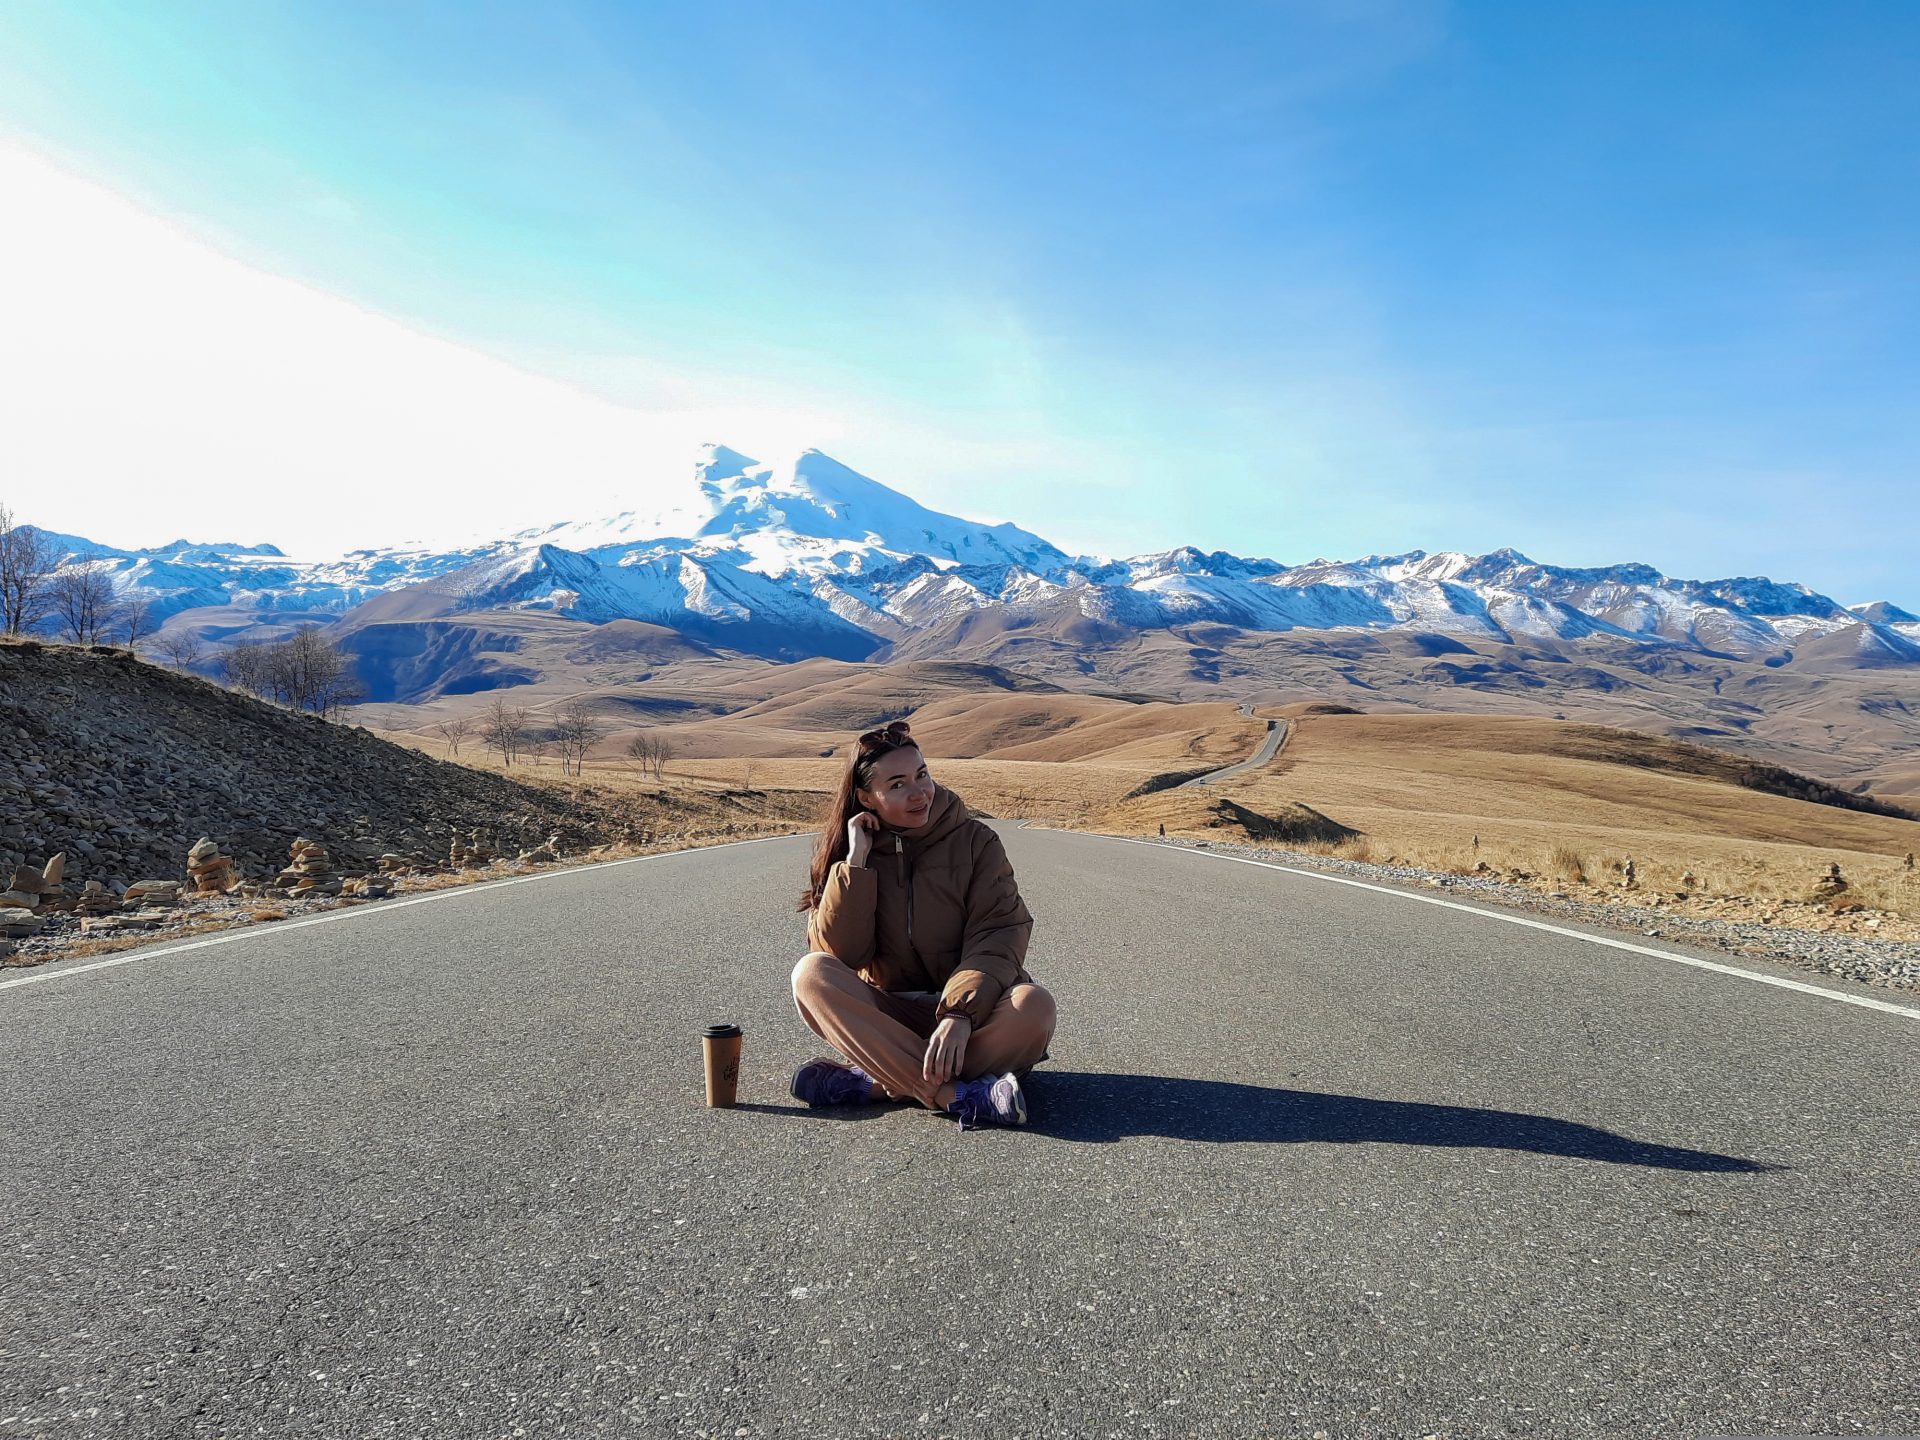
1906, 852, 1915, 873
1, 855, 71, 939
1810, 862, 1849, 905
123, 878, 182, 906
3, 851, 61, 903
38, 858, 77, 915
75, 882, 120, 918
1620, 856, 1637, 890
187, 838, 239, 894
274, 838, 341, 898
449, 830, 495, 869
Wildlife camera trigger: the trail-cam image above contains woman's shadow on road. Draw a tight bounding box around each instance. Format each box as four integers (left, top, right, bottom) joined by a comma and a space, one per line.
1021, 1070, 1785, 1172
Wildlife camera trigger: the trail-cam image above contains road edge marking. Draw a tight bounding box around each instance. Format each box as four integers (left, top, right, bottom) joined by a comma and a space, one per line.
0, 834, 795, 993
1049, 829, 1920, 1022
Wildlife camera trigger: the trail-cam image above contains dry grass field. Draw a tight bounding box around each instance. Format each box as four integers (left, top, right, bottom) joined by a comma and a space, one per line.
1097, 705, 1920, 924
376, 686, 1920, 927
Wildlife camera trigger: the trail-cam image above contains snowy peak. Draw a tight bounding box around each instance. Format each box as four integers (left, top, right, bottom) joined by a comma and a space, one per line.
1797, 618, 1920, 669
1698, 576, 1850, 619
1359, 549, 1514, 586
693, 443, 762, 482
1122, 546, 1287, 582
1850, 600, 1919, 625
514, 443, 1070, 580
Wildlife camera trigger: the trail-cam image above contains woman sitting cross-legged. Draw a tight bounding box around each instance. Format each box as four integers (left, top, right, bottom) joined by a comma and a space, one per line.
790, 718, 1057, 1131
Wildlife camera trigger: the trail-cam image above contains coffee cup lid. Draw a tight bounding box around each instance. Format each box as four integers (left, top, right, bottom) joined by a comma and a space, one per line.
701, 1023, 742, 1039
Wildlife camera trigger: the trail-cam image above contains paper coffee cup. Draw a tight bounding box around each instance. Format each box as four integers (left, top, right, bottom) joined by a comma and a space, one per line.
702, 1023, 743, 1107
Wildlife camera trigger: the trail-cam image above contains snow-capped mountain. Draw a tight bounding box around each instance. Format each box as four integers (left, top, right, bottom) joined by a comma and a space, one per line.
503, 444, 1070, 579
335, 541, 875, 661
34, 443, 1920, 671
1852, 600, 1920, 626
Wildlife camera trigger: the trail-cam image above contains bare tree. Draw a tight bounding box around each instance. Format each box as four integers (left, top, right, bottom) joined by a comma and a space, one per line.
552, 699, 606, 777
432, 715, 476, 757
218, 627, 361, 716
122, 595, 155, 648
622, 731, 674, 782
312, 664, 364, 721
274, 625, 349, 711
623, 731, 651, 771
0, 503, 57, 635
480, 695, 529, 766
46, 562, 121, 644
221, 641, 272, 698
153, 630, 203, 669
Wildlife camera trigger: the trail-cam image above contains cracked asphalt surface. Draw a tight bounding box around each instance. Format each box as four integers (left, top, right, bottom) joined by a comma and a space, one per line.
3, 824, 1917, 1439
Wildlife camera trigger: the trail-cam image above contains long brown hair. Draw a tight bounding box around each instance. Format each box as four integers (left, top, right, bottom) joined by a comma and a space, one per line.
798, 719, 920, 911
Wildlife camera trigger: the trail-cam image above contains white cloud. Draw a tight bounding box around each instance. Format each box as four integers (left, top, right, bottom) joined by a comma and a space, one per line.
0, 141, 849, 558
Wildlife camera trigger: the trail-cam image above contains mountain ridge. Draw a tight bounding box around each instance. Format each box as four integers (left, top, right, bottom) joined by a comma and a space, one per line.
31, 443, 1920, 674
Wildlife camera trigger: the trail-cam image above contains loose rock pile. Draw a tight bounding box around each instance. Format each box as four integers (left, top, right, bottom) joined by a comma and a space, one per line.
517, 832, 565, 865
0, 639, 606, 898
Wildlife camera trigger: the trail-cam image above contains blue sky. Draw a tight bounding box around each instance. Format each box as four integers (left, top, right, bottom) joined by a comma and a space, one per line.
2, 1, 1916, 605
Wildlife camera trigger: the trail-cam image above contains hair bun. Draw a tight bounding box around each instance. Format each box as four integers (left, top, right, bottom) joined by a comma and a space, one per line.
889, 719, 912, 736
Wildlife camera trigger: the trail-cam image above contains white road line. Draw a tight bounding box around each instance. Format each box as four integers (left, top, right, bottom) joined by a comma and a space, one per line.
1074, 831, 1920, 1022
0, 835, 793, 994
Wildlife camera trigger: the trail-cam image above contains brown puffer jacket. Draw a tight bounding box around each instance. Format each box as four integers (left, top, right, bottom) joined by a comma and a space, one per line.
806, 781, 1034, 1028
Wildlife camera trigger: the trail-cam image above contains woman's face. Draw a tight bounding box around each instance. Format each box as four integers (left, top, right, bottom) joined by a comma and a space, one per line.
856, 746, 935, 830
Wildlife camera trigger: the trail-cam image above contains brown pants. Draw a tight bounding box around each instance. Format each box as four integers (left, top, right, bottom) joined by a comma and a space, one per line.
791, 950, 1057, 1110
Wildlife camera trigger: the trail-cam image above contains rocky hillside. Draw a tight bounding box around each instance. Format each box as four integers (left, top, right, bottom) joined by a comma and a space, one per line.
1, 638, 615, 895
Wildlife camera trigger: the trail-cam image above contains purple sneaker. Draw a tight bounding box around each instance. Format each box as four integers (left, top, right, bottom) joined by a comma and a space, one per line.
946, 1071, 1028, 1131
790, 1057, 875, 1108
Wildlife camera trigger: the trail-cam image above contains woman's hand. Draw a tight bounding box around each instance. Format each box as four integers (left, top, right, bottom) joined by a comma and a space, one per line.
845, 809, 881, 868
923, 1014, 972, 1084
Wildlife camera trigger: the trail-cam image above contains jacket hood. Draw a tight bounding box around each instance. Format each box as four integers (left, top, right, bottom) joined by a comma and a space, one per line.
885, 780, 969, 850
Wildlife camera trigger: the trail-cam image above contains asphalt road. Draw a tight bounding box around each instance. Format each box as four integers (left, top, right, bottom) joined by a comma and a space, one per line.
1181, 719, 1288, 788
3, 825, 1917, 1439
